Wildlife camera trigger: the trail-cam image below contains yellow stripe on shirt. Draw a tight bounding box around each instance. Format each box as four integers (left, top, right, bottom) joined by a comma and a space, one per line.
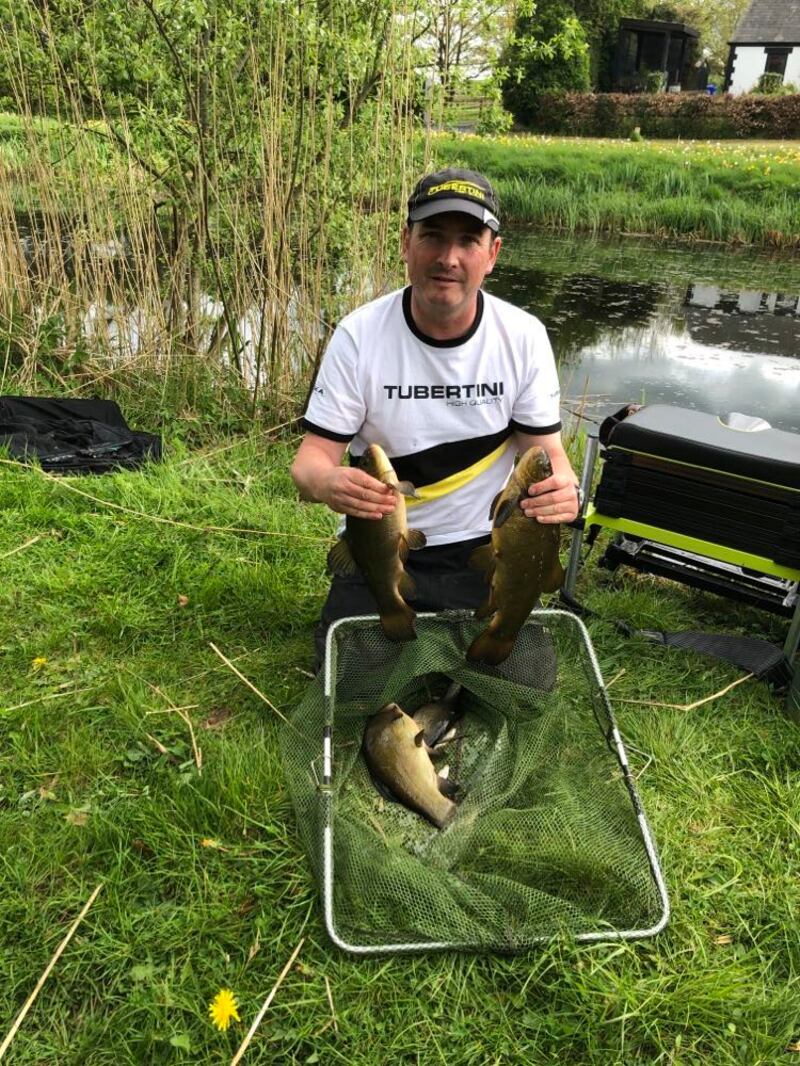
405, 439, 513, 508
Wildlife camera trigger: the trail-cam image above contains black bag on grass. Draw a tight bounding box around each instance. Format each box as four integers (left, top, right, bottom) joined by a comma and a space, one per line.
0, 396, 161, 474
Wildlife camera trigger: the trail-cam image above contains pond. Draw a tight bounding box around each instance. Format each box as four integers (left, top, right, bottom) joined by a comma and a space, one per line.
485, 231, 800, 434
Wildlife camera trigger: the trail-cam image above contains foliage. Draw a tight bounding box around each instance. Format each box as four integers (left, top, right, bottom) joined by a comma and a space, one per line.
500, 0, 591, 126
644, 71, 668, 94
754, 73, 798, 96
475, 82, 515, 134
414, 0, 515, 100
514, 89, 800, 141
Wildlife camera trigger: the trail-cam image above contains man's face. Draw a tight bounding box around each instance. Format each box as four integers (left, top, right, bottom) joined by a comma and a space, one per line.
402, 212, 501, 319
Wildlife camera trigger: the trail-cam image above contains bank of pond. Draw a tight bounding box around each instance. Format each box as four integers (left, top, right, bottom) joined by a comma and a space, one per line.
432, 133, 800, 248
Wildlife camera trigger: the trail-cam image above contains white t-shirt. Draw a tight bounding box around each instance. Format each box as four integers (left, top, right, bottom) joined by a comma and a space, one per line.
303, 286, 561, 546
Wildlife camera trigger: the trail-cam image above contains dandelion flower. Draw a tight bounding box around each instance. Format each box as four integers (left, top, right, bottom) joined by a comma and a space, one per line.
208, 988, 240, 1031
31, 657, 47, 670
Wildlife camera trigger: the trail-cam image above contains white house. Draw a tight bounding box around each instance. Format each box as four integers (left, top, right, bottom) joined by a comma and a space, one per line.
725, 0, 800, 93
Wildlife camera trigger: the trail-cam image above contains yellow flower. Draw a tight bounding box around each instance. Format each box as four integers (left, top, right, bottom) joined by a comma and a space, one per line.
208, 988, 240, 1031
31, 657, 47, 670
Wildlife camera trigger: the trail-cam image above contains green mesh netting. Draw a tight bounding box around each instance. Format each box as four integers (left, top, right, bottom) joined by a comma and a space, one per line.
281, 611, 667, 953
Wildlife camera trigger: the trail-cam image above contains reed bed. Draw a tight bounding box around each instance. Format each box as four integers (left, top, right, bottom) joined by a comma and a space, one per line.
0, 2, 424, 425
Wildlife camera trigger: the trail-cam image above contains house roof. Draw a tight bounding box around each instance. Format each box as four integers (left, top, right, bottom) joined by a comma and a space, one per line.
732, 0, 800, 44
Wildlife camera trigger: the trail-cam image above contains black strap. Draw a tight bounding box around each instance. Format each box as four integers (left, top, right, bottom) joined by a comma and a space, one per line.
559, 590, 792, 689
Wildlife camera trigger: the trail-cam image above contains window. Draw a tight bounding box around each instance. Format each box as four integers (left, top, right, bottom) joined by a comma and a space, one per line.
764, 47, 791, 77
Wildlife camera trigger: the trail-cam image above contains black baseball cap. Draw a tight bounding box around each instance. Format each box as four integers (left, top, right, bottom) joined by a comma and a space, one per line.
407, 168, 500, 233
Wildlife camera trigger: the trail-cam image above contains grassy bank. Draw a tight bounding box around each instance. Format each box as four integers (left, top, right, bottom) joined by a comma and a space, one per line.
0, 432, 797, 1062
432, 133, 800, 247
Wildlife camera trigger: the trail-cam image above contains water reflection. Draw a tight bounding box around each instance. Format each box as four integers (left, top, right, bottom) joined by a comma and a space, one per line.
486, 232, 800, 433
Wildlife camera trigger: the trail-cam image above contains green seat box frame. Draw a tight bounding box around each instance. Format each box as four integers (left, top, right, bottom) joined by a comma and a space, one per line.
563, 406, 800, 710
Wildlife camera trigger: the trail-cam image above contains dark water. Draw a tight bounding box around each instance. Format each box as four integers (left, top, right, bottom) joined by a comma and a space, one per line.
485, 231, 800, 434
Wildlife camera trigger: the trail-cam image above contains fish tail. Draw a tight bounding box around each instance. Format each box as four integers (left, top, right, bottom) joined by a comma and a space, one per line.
380, 604, 417, 642
466, 627, 515, 666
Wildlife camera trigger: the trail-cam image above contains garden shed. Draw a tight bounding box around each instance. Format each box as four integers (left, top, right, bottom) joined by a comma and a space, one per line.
725, 0, 800, 93
611, 18, 699, 92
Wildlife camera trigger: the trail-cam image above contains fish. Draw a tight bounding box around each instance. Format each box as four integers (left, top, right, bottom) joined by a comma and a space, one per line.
412, 680, 463, 749
362, 702, 458, 829
327, 444, 426, 642
466, 446, 564, 666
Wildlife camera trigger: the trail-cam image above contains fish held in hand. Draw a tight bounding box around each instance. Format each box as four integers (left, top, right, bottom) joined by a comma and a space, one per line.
466, 446, 564, 666
363, 703, 458, 829
327, 444, 426, 642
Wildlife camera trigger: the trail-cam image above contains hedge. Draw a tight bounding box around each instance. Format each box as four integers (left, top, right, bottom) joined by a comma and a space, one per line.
522, 91, 800, 139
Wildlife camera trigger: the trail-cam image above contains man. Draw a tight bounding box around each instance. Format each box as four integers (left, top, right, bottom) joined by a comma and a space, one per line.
291, 168, 580, 664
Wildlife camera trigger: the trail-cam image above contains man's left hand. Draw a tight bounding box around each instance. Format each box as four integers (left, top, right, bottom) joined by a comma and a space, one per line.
520, 474, 580, 524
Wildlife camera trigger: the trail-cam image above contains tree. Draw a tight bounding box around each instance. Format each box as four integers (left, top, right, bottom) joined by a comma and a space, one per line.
501, 0, 591, 126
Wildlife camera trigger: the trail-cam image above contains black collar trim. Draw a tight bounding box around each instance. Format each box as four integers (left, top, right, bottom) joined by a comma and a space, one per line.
402, 286, 484, 348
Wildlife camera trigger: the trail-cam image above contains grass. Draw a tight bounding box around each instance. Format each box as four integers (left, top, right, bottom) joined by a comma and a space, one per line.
0, 429, 798, 1062
432, 133, 800, 247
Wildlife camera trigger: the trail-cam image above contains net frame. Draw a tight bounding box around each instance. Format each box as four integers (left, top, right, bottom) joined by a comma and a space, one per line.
316, 609, 670, 955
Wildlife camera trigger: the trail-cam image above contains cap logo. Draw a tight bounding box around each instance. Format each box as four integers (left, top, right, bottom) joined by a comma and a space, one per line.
426, 179, 488, 202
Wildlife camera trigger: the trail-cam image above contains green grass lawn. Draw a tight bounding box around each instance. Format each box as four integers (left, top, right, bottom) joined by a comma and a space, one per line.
432, 133, 800, 247
0, 433, 798, 1063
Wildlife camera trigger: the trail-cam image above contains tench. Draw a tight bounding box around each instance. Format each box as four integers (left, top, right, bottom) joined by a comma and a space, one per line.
412, 680, 463, 749
327, 444, 426, 642
466, 446, 564, 666
363, 703, 458, 829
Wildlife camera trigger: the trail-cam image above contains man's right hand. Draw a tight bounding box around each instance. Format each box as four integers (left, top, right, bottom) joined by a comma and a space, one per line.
291, 432, 397, 520
317, 467, 396, 520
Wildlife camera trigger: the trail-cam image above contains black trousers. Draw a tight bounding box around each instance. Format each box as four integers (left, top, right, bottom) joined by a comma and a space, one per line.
313, 536, 491, 669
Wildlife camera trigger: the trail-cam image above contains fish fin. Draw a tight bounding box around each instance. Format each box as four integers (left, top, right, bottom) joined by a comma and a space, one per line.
369, 772, 401, 805
466, 628, 516, 666
437, 774, 459, 799
405, 528, 427, 550
414, 729, 425, 748
542, 559, 566, 594
380, 607, 417, 643
394, 480, 419, 499
326, 537, 357, 577
468, 543, 495, 575
442, 681, 462, 704
398, 569, 417, 599
488, 491, 503, 520
494, 492, 523, 528
474, 589, 497, 620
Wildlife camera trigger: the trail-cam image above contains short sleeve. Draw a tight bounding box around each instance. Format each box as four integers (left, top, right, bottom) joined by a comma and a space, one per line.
509, 322, 562, 435
302, 326, 366, 442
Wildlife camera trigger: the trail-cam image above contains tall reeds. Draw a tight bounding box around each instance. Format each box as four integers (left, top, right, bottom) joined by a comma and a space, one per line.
0, 1, 424, 424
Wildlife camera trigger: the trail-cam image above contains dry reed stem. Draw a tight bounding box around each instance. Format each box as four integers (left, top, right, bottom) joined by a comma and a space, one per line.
0, 458, 331, 544
604, 668, 626, 690
145, 698, 202, 775
208, 643, 298, 733
0, 534, 44, 560
0, 883, 103, 1058
324, 975, 338, 1034
1, 686, 92, 715
230, 937, 305, 1066
615, 672, 754, 711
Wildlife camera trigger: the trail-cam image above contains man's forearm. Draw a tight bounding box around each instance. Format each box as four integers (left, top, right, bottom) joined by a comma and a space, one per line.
291, 444, 338, 503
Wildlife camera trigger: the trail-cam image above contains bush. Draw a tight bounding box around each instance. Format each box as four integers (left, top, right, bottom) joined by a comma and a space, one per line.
501, 2, 591, 126
754, 72, 798, 96
519, 90, 800, 139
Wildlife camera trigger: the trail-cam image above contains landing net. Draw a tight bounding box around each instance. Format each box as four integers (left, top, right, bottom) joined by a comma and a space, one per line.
281, 610, 668, 954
